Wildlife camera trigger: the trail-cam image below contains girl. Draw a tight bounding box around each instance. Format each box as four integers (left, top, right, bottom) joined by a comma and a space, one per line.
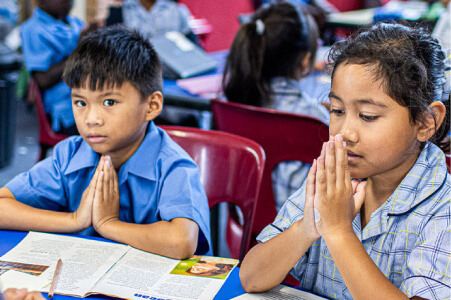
223, 3, 330, 209
240, 23, 450, 299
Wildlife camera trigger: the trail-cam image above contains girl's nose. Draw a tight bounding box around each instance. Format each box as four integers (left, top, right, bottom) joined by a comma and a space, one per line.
340, 119, 359, 144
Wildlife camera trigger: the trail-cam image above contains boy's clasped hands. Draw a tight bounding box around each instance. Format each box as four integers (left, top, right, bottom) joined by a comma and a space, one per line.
303, 134, 367, 241
73, 156, 120, 233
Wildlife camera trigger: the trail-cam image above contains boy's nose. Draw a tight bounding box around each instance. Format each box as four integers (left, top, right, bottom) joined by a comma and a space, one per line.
85, 108, 103, 126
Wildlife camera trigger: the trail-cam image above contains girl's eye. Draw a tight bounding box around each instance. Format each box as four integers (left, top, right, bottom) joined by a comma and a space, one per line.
103, 99, 116, 107
330, 109, 345, 116
74, 100, 86, 107
360, 114, 379, 122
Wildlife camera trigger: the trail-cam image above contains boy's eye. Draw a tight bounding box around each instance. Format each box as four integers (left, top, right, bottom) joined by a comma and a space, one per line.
74, 100, 86, 107
103, 99, 116, 107
330, 109, 344, 116
360, 114, 379, 122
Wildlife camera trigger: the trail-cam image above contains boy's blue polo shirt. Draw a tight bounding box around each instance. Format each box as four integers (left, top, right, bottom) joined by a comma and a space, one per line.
20, 8, 84, 132
6, 122, 212, 255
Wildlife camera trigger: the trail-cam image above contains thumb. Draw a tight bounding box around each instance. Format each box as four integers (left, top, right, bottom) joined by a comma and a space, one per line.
352, 180, 366, 214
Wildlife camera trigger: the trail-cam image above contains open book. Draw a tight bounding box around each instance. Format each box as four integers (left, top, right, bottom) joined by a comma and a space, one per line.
0, 232, 237, 300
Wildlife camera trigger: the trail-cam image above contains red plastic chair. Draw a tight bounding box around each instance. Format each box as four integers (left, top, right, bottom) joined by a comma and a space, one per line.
160, 125, 265, 261
27, 79, 69, 161
211, 99, 329, 242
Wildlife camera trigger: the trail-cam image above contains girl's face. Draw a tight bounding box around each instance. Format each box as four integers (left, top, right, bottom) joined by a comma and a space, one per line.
329, 63, 422, 180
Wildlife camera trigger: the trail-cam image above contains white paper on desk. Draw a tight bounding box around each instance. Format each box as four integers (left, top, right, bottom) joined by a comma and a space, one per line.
0, 232, 129, 296
232, 285, 328, 300
0, 270, 50, 292
176, 73, 223, 97
91, 249, 237, 300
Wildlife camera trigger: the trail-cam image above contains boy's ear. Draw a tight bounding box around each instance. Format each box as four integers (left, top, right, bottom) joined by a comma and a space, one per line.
417, 101, 446, 142
145, 91, 163, 121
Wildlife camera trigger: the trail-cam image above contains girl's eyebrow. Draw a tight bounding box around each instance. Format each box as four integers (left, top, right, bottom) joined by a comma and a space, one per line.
329, 91, 388, 108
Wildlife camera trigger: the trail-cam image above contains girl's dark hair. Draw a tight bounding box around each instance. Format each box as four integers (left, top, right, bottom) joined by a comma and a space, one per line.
222, 3, 318, 107
328, 22, 450, 152
63, 25, 163, 99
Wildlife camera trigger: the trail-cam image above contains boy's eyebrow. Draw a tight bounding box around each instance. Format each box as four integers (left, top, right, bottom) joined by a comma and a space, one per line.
329, 91, 388, 108
71, 91, 122, 98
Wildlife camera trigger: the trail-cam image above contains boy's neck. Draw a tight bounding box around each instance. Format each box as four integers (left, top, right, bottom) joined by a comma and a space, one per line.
139, 0, 157, 11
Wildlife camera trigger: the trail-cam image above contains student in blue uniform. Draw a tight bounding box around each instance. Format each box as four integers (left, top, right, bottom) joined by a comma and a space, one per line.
20, 0, 85, 134
240, 23, 450, 299
0, 26, 211, 259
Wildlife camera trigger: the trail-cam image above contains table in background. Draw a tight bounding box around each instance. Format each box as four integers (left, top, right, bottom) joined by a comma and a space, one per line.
0, 230, 245, 300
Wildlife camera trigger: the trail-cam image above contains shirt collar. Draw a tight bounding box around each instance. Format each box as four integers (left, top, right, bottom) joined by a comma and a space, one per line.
117, 122, 161, 183
385, 142, 448, 215
65, 122, 162, 183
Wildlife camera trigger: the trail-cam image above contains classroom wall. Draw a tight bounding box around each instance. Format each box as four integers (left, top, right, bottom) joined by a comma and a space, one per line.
180, 0, 255, 52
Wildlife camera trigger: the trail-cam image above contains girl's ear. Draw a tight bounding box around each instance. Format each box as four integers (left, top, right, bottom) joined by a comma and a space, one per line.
145, 91, 163, 121
417, 101, 446, 142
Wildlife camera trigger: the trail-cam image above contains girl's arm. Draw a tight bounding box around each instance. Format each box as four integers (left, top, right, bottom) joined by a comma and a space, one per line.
240, 157, 323, 292
315, 135, 409, 299
239, 218, 317, 292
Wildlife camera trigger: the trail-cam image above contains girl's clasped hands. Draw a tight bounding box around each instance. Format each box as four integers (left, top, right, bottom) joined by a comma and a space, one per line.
304, 134, 367, 241
73, 156, 120, 233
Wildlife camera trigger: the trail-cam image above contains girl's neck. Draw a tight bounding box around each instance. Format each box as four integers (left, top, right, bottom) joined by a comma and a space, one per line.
360, 152, 419, 228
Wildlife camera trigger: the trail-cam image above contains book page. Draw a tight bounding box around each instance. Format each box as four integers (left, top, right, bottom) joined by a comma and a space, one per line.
0, 232, 129, 296
91, 249, 238, 300
232, 285, 328, 300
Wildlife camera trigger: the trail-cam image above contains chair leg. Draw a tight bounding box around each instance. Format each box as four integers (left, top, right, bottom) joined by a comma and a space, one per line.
38, 144, 50, 162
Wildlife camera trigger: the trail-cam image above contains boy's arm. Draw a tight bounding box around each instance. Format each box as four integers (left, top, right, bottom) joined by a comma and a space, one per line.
32, 59, 67, 90
92, 156, 200, 260
240, 158, 322, 293
0, 187, 82, 233
96, 217, 199, 260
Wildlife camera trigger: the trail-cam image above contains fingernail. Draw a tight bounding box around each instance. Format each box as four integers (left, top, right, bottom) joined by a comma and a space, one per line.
100, 171, 104, 176
329, 141, 334, 149
343, 141, 346, 148
336, 134, 343, 142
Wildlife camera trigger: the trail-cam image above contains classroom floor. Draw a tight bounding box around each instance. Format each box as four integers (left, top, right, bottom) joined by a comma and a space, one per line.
0, 99, 39, 187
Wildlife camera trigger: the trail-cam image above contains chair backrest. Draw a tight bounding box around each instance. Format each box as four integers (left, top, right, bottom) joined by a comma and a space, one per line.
160, 125, 265, 261
211, 99, 329, 240
27, 79, 69, 161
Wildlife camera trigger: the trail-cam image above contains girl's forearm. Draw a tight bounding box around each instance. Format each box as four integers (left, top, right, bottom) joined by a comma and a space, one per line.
240, 219, 317, 293
323, 231, 409, 300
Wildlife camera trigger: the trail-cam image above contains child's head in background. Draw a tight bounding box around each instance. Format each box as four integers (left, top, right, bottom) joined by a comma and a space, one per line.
328, 22, 449, 180
63, 26, 163, 167
223, 3, 319, 107
38, 0, 72, 20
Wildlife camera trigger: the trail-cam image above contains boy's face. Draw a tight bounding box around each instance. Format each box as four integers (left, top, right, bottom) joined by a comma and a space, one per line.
39, 0, 73, 20
71, 81, 162, 166
328, 63, 422, 180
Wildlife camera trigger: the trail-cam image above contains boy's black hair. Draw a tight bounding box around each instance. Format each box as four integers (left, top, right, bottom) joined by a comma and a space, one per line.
63, 25, 163, 99
222, 3, 318, 107
328, 22, 450, 152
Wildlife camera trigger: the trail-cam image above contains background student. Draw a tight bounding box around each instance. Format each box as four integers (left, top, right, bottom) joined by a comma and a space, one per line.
105, 0, 199, 45
0, 26, 211, 260
222, 3, 330, 210
20, 0, 86, 135
240, 22, 450, 299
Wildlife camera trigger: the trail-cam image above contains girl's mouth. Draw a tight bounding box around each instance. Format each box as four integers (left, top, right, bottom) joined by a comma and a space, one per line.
347, 150, 362, 162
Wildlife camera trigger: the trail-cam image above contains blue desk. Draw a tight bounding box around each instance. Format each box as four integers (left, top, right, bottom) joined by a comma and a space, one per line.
0, 230, 245, 300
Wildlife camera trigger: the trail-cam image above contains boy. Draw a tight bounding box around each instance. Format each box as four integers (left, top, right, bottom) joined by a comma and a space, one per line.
0, 26, 212, 259
21, 0, 85, 134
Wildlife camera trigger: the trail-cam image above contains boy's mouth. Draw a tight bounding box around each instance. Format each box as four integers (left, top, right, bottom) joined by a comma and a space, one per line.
87, 134, 107, 143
